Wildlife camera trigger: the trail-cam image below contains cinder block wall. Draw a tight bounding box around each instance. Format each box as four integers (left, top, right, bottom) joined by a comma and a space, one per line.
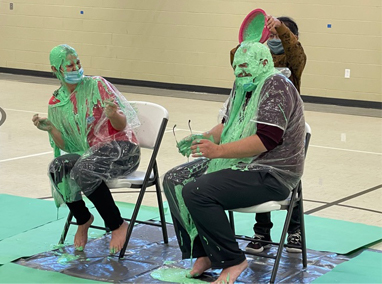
0, 0, 380, 102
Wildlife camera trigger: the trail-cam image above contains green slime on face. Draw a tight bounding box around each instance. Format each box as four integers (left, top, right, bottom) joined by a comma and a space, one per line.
151, 268, 206, 283
243, 13, 265, 42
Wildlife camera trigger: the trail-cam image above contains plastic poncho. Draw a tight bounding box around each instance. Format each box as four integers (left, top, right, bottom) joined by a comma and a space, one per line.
47, 45, 140, 206
215, 41, 305, 190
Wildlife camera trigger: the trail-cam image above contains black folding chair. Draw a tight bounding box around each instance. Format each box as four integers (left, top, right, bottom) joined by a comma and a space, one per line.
228, 122, 311, 283
59, 101, 169, 259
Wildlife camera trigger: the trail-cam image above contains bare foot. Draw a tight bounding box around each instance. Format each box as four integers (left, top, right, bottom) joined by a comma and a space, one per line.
74, 214, 94, 251
109, 221, 129, 254
186, 256, 211, 278
212, 259, 248, 284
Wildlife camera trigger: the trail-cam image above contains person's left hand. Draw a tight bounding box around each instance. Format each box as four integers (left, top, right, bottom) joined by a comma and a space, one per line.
266, 15, 281, 34
190, 139, 221, 159
104, 99, 118, 118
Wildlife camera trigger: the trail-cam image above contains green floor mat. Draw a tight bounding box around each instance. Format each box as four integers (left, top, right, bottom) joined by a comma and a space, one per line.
313, 250, 382, 283
232, 211, 382, 254
0, 194, 67, 240
0, 212, 104, 264
155, 207, 382, 255
0, 195, 165, 264
0, 263, 107, 283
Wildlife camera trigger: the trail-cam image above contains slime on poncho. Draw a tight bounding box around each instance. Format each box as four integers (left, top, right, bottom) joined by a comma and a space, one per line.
208, 41, 278, 173
48, 44, 140, 207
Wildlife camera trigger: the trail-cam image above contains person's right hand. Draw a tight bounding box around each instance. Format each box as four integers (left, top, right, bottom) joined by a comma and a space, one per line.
32, 114, 54, 132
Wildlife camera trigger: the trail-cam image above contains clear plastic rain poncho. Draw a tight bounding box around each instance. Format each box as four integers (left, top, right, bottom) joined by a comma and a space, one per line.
163, 40, 305, 247
47, 45, 141, 207
209, 41, 306, 190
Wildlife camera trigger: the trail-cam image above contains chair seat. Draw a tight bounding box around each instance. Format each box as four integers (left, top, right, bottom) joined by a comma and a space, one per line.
232, 193, 292, 213
106, 171, 154, 188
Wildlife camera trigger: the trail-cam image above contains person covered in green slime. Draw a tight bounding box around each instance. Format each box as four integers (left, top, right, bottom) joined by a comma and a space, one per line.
32, 44, 141, 253
230, 14, 307, 254
163, 41, 305, 283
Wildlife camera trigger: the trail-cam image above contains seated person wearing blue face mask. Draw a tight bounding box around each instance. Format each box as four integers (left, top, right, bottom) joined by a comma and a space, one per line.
230, 15, 307, 254
32, 44, 141, 254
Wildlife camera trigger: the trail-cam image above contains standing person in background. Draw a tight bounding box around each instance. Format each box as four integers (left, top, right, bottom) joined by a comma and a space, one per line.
230, 15, 307, 254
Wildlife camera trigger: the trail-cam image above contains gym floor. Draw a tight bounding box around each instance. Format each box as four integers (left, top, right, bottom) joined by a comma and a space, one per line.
0, 72, 381, 255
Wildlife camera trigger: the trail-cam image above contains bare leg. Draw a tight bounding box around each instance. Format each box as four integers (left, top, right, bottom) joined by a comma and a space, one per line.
186, 256, 212, 278
74, 214, 94, 251
212, 259, 248, 284
109, 220, 129, 254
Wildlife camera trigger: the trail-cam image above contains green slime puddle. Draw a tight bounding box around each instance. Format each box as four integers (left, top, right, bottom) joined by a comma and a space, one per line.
57, 253, 80, 264
151, 267, 206, 283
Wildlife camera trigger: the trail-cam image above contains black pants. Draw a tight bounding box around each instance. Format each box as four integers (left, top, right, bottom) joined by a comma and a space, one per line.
49, 141, 140, 230
255, 204, 301, 237
163, 159, 290, 269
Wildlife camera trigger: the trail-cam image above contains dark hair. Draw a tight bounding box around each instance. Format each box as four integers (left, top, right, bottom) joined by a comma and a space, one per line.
277, 16, 299, 36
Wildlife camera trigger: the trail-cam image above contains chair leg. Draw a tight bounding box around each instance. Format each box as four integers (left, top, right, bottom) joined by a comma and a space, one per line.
119, 182, 149, 259
228, 211, 235, 234
270, 192, 298, 284
154, 175, 168, 244
299, 190, 308, 268
59, 211, 73, 245
104, 221, 110, 233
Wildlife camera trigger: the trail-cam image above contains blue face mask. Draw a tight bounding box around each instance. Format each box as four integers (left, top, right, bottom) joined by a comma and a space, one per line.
63, 68, 84, 84
267, 39, 284, 55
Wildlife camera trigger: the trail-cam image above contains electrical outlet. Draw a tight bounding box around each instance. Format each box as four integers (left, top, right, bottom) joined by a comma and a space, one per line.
10, 3, 13, 10
345, 69, 350, 78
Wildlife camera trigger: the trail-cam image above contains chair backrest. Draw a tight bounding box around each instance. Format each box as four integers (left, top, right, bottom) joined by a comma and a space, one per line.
129, 101, 169, 149
304, 122, 311, 158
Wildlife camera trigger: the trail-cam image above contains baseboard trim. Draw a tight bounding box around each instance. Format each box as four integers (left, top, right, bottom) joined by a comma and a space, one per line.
1, 67, 380, 109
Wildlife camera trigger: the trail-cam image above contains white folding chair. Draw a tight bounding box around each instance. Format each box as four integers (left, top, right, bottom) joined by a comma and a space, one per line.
228, 122, 311, 283
59, 101, 169, 259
